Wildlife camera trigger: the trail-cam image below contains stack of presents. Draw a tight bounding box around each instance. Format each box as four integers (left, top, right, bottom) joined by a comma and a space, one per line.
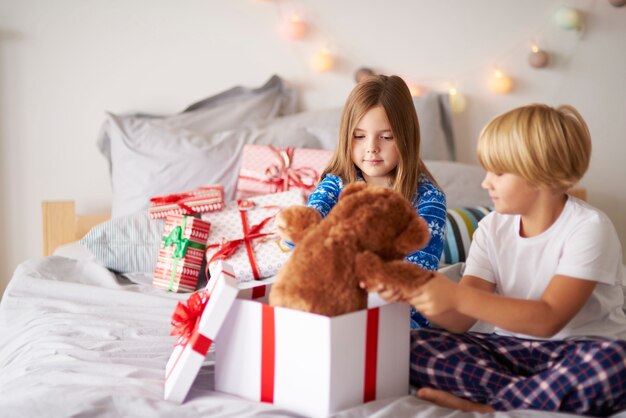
151, 145, 411, 417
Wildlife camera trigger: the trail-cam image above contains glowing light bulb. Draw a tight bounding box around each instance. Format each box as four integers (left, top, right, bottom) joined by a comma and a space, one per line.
280, 15, 307, 40
448, 85, 467, 113
489, 69, 513, 94
528, 44, 549, 68
407, 83, 423, 97
312, 48, 334, 72
555, 7, 582, 31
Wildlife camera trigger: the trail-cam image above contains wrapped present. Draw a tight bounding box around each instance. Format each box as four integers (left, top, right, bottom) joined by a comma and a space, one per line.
214, 294, 411, 417
202, 190, 304, 282
153, 215, 211, 292
149, 185, 224, 219
236, 144, 333, 199
164, 261, 238, 403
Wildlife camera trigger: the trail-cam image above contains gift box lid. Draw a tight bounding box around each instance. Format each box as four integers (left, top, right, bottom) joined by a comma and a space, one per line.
164, 261, 239, 403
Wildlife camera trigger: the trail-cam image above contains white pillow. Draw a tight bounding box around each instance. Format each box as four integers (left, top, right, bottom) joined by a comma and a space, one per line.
98, 75, 304, 217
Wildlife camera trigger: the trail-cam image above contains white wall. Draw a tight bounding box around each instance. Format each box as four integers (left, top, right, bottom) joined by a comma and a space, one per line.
1, 0, 625, 296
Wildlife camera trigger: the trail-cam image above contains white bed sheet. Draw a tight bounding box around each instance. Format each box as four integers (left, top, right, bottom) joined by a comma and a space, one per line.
1, 256, 624, 418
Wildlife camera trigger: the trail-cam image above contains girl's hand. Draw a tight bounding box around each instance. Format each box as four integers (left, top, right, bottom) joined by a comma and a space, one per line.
408, 273, 460, 317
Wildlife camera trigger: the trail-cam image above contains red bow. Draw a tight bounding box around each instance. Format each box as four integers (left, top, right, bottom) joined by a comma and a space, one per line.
264, 146, 318, 193
170, 291, 210, 342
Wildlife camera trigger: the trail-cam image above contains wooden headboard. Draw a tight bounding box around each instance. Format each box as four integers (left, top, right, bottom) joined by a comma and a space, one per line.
41, 187, 588, 256
41, 201, 109, 256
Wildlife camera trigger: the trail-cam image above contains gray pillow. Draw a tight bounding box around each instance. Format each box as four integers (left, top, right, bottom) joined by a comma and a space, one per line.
80, 212, 163, 274
414, 93, 455, 161
248, 92, 454, 160
98, 75, 300, 218
424, 160, 491, 207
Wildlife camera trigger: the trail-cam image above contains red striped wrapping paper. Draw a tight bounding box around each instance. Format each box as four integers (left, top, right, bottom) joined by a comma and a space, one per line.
149, 185, 224, 219
153, 215, 211, 292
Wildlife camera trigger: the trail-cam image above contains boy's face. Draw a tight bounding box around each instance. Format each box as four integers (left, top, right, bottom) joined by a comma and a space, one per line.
481, 171, 539, 215
351, 105, 400, 187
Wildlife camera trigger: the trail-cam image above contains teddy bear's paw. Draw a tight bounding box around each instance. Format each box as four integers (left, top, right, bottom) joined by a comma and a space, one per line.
354, 251, 387, 291
276, 206, 322, 244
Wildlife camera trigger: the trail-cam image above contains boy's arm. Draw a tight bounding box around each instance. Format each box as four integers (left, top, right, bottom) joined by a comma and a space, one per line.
412, 274, 596, 338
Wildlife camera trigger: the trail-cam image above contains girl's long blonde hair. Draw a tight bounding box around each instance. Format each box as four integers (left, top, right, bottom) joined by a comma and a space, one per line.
321, 74, 438, 202
477, 103, 591, 191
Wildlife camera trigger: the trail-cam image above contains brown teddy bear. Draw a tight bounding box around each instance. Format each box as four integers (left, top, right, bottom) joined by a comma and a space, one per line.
268, 182, 435, 316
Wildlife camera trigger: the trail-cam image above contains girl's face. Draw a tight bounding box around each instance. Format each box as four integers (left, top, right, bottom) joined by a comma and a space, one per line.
351, 106, 400, 187
481, 171, 539, 215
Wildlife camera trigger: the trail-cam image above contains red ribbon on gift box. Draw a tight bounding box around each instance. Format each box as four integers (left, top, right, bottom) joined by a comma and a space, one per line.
259, 306, 381, 404
165, 290, 214, 382
363, 308, 380, 402
205, 200, 277, 280
239, 145, 319, 194
170, 291, 209, 344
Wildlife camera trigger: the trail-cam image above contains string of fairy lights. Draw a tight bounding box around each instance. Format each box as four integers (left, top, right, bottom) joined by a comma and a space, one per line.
259, 0, 625, 113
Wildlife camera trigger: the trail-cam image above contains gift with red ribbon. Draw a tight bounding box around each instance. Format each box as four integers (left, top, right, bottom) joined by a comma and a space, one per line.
236, 144, 332, 199
202, 190, 305, 283
153, 215, 211, 292
164, 261, 239, 403
149, 185, 224, 219
214, 296, 411, 417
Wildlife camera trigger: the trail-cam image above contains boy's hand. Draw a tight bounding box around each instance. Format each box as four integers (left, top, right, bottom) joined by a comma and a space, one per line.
408, 273, 459, 316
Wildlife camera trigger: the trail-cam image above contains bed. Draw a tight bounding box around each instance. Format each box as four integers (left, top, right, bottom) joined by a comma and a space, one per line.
0, 75, 614, 418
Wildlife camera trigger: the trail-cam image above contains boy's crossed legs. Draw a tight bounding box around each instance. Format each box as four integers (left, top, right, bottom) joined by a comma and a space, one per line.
411, 328, 626, 416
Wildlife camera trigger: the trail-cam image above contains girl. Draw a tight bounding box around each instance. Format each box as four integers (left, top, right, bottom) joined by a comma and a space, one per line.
372, 104, 626, 416
276, 74, 447, 328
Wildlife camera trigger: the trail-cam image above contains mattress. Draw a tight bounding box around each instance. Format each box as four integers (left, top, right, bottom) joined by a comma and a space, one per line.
3, 256, 624, 417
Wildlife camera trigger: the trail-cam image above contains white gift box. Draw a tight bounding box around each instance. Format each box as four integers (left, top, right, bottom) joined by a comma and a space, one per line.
164, 261, 238, 403
214, 295, 410, 418
163, 261, 410, 415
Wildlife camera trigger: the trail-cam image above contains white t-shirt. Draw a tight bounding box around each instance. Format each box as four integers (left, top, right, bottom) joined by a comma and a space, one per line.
464, 196, 626, 340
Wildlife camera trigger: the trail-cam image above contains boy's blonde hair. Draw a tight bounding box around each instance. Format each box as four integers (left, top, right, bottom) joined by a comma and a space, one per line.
477, 104, 591, 191
322, 74, 437, 201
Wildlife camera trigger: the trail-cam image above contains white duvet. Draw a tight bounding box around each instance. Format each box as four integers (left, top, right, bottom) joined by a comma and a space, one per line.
0, 256, 622, 418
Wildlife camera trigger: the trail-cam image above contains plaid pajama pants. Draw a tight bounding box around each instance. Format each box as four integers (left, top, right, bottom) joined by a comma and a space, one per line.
410, 328, 626, 416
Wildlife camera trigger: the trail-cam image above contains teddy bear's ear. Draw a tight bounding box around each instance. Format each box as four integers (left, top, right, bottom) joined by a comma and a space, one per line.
338, 182, 368, 200
395, 216, 431, 254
